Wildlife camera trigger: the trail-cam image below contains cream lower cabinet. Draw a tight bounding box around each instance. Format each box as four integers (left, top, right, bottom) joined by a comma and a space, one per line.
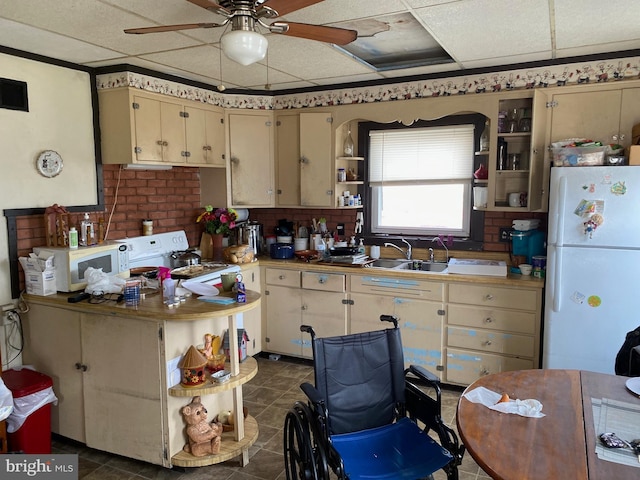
444, 282, 541, 386
241, 264, 262, 356
349, 274, 445, 378
23, 304, 167, 466
264, 267, 347, 358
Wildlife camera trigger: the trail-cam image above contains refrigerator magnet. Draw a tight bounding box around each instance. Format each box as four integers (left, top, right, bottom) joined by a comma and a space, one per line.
571, 291, 585, 304
610, 181, 627, 195
587, 295, 602, 308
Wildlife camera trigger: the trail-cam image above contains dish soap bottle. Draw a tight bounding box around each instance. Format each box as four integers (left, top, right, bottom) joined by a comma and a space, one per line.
358, 239, 365, 255
69, 227, 78, 249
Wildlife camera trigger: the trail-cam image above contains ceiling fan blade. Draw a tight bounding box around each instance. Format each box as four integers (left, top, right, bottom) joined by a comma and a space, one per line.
260, 0, 324, 17
275, 22, 357, 45
124, 23, 222, 34
186, 0, 232, 16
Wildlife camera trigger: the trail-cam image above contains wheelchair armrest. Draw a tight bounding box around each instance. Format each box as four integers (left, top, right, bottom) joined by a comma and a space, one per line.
408, 364, 440, 385
301, 382, 324, 404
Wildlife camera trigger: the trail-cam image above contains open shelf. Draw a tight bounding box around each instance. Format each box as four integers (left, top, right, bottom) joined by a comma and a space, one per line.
171, 415, 259, 467
168, 357, 258, 397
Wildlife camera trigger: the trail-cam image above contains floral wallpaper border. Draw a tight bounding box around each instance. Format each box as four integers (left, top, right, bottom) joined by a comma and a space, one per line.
97, 55, 640, 111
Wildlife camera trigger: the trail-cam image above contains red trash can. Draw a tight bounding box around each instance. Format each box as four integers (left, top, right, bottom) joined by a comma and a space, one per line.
3, 368, 54, 454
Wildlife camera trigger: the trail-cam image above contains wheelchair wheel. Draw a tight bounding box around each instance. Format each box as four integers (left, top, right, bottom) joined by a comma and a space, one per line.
284, 402, 328, 480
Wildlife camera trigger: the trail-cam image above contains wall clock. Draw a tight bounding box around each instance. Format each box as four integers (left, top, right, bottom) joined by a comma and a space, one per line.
36, 150, 63, 178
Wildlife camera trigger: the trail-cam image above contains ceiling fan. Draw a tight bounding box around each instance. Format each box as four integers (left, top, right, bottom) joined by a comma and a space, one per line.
124, 0, 358, 66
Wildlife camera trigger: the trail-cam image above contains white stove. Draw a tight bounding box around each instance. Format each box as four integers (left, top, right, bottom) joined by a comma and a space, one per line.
115, 230, 240, 286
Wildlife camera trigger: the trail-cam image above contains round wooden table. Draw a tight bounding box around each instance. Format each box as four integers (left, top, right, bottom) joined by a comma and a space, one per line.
457, 369, 640, 480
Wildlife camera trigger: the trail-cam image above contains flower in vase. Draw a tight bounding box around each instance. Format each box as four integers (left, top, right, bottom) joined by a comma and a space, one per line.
196, 206, 237, 236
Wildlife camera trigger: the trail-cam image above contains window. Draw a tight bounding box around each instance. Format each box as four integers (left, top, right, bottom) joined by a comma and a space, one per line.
362, 115, 484, 243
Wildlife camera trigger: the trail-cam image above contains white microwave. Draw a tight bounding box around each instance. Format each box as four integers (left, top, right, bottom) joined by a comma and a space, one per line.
33, 243, 130, 292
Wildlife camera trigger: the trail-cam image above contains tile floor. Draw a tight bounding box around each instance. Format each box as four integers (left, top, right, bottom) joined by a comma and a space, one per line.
52, 355, 490, 480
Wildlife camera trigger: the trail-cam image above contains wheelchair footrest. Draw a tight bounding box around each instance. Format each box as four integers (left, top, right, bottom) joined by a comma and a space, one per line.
330, 417, 453, 480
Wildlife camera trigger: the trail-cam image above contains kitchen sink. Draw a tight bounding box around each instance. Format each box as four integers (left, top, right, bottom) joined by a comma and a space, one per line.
370, 259, 411, 269
415, 262, 448, 273
370, 259, 448, 273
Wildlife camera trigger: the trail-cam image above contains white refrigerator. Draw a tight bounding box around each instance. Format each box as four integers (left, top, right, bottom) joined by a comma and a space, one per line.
543, 166, 640, 374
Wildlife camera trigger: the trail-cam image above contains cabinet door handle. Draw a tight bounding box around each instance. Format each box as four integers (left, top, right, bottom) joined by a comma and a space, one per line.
480, 367, 490, 376
301, 305, 308, 311
484, 317, 494, 323
156, 140, 163, 146
278, 274, 285, 280
75, 362, 88, 372
484, 340, 492, 346
484, 294, 494, 301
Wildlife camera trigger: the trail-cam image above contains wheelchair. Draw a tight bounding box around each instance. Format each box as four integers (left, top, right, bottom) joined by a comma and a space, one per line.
283, 315, 465, 480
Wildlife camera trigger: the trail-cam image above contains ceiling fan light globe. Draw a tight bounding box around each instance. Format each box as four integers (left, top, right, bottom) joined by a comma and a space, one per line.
221, 30, 268, 66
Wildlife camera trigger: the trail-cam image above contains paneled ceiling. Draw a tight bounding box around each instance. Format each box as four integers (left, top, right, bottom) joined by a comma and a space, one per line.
1, 0, 639, 92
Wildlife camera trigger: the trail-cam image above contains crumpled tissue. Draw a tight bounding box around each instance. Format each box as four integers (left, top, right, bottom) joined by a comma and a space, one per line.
84, 267, 126, 294
463, 386, 545, 418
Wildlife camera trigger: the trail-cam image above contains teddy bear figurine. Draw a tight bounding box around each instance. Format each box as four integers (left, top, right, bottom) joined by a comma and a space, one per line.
181, 396, 223, 456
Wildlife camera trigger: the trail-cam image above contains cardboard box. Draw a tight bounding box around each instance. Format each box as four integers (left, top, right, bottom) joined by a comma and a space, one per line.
25, 270, 57, 296
628, 145, 640, 166
19, 254, 56, 296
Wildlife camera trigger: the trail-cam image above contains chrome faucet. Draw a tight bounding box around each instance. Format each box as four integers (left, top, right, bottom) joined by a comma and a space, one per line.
384, 238, 412, 260
431, 236, 449, 263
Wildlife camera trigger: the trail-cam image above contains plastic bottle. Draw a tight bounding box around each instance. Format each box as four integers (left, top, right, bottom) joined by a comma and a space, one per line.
358, 239, 365, 255
343, 126, 355, 157
69, 227, 78, 249
479, 119, 489, 152
80, 213, 94, 246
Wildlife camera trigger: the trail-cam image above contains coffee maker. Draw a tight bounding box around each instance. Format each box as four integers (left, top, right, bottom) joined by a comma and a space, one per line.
511, 227, 545, 264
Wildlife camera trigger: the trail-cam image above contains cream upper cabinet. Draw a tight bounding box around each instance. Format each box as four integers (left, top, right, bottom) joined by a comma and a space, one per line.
275, 112, 300, 206
98, 87, 225, 167
300, 112, 334, 207
274, 111, 333, 207
185, 105, 225, 166
544, 84, 640, 146
226, 110, 274, 207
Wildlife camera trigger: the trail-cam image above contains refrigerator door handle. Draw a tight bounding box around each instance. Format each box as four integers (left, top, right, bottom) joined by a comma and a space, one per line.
552, 247, 563, 312
553, 176, 568, 247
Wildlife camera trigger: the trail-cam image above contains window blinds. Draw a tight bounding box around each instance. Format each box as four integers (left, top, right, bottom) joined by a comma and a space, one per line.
369, 125, 475, 184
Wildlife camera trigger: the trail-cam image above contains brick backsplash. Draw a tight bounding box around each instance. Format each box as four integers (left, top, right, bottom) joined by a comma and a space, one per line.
15, 165, 204, 259
14, 166, 548, 269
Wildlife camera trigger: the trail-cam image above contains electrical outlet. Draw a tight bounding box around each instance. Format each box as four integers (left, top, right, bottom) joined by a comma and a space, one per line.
499, 228, 513, 242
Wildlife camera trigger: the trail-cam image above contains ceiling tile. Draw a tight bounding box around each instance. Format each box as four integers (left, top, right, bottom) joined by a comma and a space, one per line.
554, 0, 640, 49
414, 0, 551, 62
0, 18, 122, 64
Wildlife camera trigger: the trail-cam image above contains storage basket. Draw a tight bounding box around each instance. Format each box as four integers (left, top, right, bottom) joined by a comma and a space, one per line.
551, 146, 606, 166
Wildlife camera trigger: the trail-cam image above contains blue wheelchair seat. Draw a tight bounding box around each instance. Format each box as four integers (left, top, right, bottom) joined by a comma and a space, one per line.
331, 417, 453, 480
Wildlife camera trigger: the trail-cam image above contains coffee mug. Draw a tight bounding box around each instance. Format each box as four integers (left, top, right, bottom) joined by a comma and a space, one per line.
508, 192, 527, 207
220, 272, 243, 292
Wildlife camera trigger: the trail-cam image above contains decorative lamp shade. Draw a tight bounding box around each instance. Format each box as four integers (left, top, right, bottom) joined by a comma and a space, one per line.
221, 29, 268, 66
179, 345, 208, 387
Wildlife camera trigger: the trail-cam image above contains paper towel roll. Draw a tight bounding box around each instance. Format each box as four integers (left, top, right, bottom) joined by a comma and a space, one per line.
234, 208, 249, 222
